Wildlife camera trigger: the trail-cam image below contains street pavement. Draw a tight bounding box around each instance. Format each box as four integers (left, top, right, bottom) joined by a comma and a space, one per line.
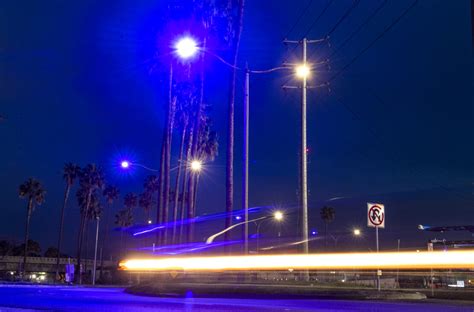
0, 284, 472, 311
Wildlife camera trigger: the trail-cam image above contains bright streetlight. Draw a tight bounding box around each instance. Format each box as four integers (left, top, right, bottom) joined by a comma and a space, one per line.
354, 229, 361, 236
295, 64, 310, 79
274, 211, 284, 221
190, 160, 202, 172
175, 37, 199, 59
120, 160, 130, 169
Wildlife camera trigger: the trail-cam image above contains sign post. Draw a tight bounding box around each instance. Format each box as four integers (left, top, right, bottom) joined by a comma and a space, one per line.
367, 203, 385, 291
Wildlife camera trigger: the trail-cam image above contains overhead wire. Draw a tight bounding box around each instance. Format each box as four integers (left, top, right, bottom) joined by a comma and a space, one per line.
328, 0, 419, 83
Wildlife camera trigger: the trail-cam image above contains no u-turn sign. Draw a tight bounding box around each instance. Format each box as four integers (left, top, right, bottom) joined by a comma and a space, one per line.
367, 203, 385, 228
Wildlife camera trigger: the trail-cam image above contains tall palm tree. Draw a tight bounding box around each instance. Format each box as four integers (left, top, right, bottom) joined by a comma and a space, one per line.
225, 0, 246, 242
320, 206, 336, 248
18, 178, 46, 278
55, 163, 80, 280
100, 185, 119, 278
76, 164, 104, 284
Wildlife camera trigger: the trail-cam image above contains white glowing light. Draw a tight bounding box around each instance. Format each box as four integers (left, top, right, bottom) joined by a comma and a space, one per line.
176, 37, 198, 59
274, 211, 284, 221
121, 161, 130, 169
119, 250, 474, 272
190, 160, 202, 172
295, 64, 310, 79
353, 229, 361, 236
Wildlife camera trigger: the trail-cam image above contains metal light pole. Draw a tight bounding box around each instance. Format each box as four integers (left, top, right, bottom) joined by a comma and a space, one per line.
243, 65, 250, 254
300, 38, 309, 256
92, 217, 100, 285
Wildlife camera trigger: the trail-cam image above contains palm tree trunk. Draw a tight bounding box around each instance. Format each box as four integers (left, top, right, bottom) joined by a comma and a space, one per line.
77, 189, 92, 284
22, 198, 33, 279
84, 221, 89, 281
186, 124, 197, 243
225, 0, 245, 244
182, 125, 194, 243
55, 184, 70, 281
172, 124, 187, 244
187, 174, 200, 243
156, 145, 165, 244
187, 43, 206, 243
99, 202, 112, 281
162, 65, 175, 245
178, 152, 189, 244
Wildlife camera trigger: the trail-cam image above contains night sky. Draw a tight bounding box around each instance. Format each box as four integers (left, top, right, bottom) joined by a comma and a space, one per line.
1, 0, 473, 256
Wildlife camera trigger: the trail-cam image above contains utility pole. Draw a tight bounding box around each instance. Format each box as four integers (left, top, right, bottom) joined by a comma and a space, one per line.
300, 38, 309, 255
283, 37, 325, 258
243, 64, 250, 254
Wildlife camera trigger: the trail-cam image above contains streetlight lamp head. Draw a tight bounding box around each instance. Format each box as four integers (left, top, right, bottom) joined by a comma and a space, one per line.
274, 211, 284, 221
147, 220, 152, 224
295, 64, 310, 79
120, 160, 130, 169
190, 160, 202, 172
353, 229, 361, 236
175, 37, 198, 59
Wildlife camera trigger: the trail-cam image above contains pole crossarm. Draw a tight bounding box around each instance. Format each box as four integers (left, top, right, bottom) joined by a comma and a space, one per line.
283, 38, 326, 44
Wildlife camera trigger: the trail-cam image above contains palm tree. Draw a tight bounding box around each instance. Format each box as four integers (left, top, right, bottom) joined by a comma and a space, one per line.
18, 178, 46, 278
123, 193, 138, 212
115, 209, 133, 256
100, 185, 119, 279
139, 191, 153, 223
55, 163, 80, 280
76, 164, 104, 284
225, 0, 246, 243
320, 206, 336, 248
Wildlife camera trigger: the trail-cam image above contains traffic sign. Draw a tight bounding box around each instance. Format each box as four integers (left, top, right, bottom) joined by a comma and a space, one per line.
367, 203, 385, 228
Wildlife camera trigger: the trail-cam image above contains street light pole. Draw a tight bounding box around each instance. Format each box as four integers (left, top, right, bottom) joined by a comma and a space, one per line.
243, 64, 250, 254
300, 38, 309, 256
282, 37, 325, 259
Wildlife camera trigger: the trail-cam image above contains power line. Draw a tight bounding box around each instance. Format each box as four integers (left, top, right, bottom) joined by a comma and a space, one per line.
301, 0, 335, 39
326, 0, 361, 37
329, 0, 419, 82
282, 0, 334, 64
307, 0, 362, 61
328, 0, 389, 59
284, 0, 315, 39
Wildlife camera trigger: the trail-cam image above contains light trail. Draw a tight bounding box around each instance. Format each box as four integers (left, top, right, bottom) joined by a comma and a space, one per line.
119, 250, 474, 272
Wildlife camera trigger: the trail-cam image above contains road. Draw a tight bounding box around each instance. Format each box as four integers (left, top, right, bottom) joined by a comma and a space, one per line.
0, 285, 472, 311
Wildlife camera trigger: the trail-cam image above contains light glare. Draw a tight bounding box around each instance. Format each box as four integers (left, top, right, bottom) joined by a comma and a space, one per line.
176, 37, 198, 59
274, 211, 284, 221
295, 64, 310, 79
121, 160, 130, 169
190, 160, 202, 172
